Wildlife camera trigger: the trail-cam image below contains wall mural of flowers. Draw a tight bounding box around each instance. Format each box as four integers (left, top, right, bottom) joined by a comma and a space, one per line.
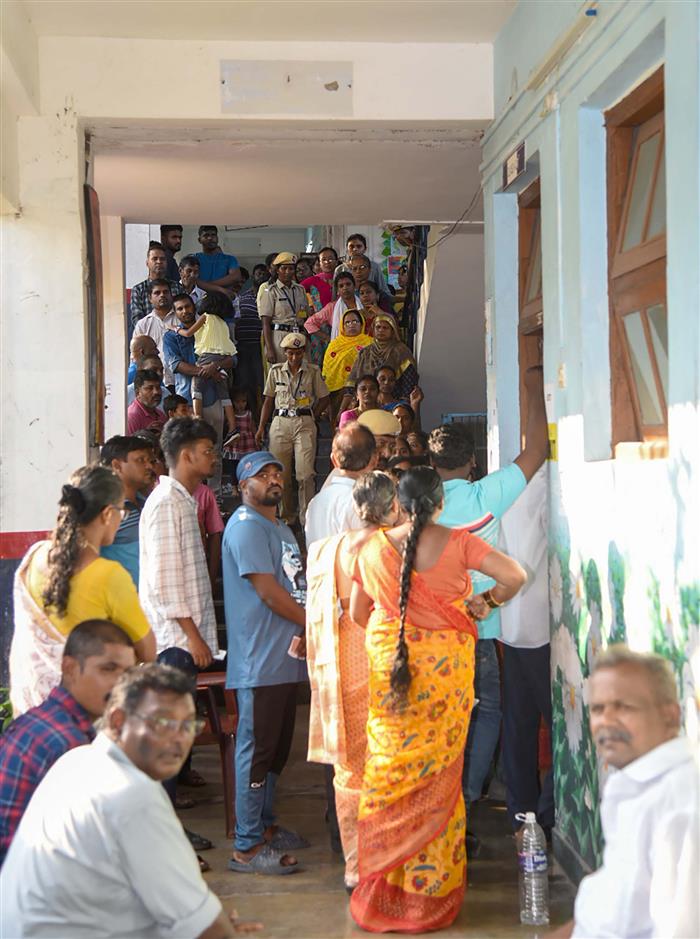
549, 520, 699, 875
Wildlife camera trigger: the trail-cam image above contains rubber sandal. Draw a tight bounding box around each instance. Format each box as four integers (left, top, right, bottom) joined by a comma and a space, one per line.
227, 842, 299, 875
175, 795, 196, 810
267, 826, 310, 851
198, 854, 211, 873
185, 829, 213, 851
179, 768, 207, 788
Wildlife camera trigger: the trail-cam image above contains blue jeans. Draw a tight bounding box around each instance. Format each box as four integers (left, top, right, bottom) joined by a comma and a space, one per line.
157, 647, 198, 803
462, 639, 502, 804
233, 684, 297, 852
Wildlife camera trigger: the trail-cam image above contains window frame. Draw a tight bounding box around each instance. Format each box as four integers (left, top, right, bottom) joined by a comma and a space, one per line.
518, 178, 544, 444
606, 66, 667, 448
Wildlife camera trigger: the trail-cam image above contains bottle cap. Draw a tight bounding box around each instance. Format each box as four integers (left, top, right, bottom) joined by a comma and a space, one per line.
525, 811, 537, 823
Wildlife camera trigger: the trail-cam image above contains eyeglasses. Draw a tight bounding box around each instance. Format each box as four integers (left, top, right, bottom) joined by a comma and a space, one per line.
109, 505, 129, 520
133, 713, 206, 737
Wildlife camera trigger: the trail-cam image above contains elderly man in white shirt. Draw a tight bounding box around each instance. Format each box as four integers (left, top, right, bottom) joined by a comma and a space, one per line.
0, 664, 258, 938
304, 422, 377, 548
548, 645, 699, 939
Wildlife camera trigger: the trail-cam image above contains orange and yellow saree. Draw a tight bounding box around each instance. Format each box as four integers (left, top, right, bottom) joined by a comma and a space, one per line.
350, 528, 490, 933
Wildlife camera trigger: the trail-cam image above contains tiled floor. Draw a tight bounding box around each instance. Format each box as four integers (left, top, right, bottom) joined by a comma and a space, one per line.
182, 707, 575, 938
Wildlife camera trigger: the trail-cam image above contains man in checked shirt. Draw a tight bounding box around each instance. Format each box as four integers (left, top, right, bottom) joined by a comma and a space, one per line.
139, 416, 220, 856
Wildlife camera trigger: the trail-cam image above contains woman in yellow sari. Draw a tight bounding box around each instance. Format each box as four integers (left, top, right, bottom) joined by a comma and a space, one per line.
322, 310, 373, 424
349, 467, 526, 933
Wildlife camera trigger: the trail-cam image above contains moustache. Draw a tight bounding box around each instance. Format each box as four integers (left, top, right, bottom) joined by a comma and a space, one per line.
595, 727, 632, 747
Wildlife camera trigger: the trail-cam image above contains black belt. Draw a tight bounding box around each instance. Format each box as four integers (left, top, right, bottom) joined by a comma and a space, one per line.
272, 323, 298, 332
274, 408, 312, 417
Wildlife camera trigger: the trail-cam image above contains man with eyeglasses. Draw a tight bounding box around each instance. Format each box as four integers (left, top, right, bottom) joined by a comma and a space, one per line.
100, 435, 155, 587
1, 664, 261, 937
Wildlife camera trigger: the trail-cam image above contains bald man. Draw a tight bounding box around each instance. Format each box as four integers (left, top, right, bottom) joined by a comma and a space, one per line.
304, 422, 377, 548
128, 335, 158, 384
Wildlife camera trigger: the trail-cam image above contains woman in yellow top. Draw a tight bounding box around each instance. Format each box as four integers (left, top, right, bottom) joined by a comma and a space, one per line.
322, 310, 373, 425
9, 464, 156, 714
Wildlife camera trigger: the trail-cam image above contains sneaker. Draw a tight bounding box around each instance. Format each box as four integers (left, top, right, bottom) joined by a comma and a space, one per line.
223, 430, 240, 449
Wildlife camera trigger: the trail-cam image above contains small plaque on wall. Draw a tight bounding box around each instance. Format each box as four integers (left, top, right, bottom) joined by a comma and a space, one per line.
502, 142, 526, 190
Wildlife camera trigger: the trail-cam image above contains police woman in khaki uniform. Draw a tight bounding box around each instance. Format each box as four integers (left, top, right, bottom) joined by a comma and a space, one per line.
255, 332, 330, 526
258, 252, 310, 365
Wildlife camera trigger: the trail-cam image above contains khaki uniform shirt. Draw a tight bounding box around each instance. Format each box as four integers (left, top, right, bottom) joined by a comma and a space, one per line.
264, 362, 329, 410
258, 281, 309, 326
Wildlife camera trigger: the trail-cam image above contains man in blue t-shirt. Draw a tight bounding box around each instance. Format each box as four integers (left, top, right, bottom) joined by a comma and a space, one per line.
194, 225, 241, 295
99, 435, 153, 586
222, 451, 308, 875
430, 366, 548, 850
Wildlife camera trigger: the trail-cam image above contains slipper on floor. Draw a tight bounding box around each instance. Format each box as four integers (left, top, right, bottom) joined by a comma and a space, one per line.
197, 854, 211, 873
175, 795, 196, 810
227, 843, 299, 876
185, 829, 213, 851
268, 827, 310, 852
179, 768, 207, 788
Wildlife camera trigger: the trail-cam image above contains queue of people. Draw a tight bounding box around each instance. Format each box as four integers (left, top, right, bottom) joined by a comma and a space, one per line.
0, 226, 697, 939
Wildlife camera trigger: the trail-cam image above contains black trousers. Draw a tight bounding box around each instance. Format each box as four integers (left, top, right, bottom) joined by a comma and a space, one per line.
501, 642, 554, 831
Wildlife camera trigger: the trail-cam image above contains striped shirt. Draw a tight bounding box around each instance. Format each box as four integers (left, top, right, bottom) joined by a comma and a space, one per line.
232, 289, 262, 344
139, 476, 218, 655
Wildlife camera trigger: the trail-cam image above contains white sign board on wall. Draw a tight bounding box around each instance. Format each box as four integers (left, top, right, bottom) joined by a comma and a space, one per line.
221, 60, 353, 115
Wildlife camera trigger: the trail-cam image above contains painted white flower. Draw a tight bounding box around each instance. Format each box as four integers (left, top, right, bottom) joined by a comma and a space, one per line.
584, 787, 593, 811
550, 555, 563, 623
552, 625, 585, 756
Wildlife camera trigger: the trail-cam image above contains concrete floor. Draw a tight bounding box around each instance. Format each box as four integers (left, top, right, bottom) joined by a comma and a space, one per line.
182, 706, 575, 938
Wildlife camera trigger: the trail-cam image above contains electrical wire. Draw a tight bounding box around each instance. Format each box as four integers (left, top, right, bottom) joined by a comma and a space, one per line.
425, 182, 484, 250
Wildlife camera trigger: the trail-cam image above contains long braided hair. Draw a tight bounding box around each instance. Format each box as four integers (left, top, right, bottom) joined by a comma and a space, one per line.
390, 466, 444, 711
42, 465, 123, 617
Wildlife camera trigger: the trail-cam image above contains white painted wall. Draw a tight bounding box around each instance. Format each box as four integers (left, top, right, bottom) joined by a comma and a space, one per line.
38, 37, 493, 123
416, 230, 486, 430
0, 113, 87, 532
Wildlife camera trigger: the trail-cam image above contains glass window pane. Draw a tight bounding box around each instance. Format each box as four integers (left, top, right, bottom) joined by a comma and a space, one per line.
527, 223, 542, 302
623, 311, 663, 425
647, 303, 668, 404
622, 133, 660, 251
647, 144, 666, 239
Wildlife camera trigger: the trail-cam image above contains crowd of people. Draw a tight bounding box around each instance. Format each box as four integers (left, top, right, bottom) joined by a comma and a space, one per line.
0, 224, 697, 939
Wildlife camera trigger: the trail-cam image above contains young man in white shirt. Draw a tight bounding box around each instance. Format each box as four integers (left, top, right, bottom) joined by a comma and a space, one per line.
549, 646, 699, 939
0, 664, 260, 938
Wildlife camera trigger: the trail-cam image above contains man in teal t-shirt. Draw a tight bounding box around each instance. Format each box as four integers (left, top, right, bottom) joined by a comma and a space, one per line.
430, 367, 548, 848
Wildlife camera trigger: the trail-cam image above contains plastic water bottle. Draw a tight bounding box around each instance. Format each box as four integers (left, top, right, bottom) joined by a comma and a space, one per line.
516, 811, 549, 926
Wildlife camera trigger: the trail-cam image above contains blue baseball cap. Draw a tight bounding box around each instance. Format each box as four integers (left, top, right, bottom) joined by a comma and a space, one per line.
236, 451, 284, 483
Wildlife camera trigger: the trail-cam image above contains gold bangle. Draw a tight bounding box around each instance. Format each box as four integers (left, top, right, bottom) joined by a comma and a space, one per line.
483, 589, 504, 609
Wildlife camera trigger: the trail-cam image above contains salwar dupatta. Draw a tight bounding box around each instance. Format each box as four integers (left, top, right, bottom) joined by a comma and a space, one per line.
9, 541, 65, 716
350, 532, 478, 934
306, 534, 370, 887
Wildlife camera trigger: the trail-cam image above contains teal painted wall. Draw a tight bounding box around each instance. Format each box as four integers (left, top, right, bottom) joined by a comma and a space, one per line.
483, 0, 699, 877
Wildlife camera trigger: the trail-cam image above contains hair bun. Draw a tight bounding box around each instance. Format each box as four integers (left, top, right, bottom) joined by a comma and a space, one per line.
60, 484, 86, 514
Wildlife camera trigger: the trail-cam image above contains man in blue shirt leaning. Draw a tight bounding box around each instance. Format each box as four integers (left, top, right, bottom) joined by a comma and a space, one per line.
195, 225, 242, 295
429, 366, 549, 851
222, 451, 309, 876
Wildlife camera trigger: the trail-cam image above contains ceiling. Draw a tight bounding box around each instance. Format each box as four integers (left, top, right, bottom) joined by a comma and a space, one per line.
92, 120, 485, 226
25, 0, 516, 44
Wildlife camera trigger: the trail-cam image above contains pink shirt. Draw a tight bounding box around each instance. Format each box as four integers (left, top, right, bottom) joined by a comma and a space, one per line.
194, 484, 224, 536
126, 399, 166, 435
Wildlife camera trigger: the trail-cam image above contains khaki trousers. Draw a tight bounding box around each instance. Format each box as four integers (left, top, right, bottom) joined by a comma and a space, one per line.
268, 415, 317, 525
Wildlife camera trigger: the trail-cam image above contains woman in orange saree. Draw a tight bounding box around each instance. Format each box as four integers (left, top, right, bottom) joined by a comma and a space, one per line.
306, 472, 399, 892
349, 467, 526, 933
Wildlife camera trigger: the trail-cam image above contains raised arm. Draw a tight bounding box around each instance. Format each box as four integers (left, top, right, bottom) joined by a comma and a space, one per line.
514, 366, 549, 482
173, 314, 207, 338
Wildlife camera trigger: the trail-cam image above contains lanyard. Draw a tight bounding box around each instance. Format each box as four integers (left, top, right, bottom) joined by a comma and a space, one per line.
278, 286, 298, 315
290, 369, 304, 400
